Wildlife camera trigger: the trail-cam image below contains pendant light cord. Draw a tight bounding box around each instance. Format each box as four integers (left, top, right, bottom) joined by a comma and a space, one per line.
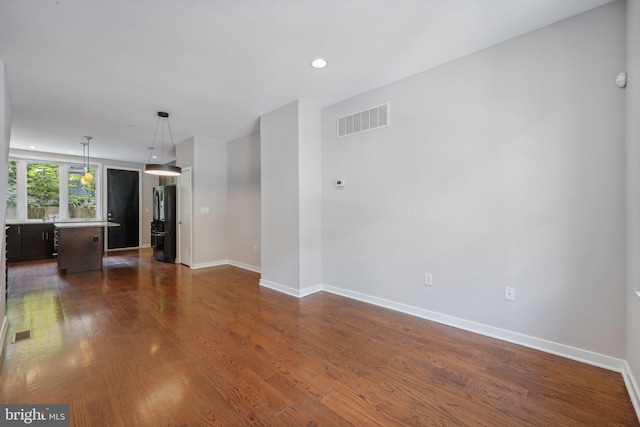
148, 116, 162, 164
166, 116, 175, 151
147, 112, 176, 165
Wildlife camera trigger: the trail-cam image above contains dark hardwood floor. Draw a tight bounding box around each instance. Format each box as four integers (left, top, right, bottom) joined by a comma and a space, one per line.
0, 248, 637, 426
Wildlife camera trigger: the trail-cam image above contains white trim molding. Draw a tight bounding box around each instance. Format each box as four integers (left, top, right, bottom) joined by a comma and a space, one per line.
228, 260, 261, 274
259, 279, 300, 297
191, 259, 228, 270
300, 284, 323, 298
623, 361, 640, 418
259, 279, 323, 298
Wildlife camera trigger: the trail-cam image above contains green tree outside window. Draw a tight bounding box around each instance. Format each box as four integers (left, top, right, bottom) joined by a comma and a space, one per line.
68, 165, 96, 218
27, 163, 60, 220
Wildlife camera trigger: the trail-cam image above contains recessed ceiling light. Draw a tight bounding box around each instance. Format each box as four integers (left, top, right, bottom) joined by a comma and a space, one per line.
311, 58, 328, 69
29, 145, 36, 150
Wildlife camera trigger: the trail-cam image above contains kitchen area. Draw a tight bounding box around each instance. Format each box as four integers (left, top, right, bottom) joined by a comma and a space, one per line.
6, 180, 176, 275
3, 157, 168, 279
6, 220, 119, 273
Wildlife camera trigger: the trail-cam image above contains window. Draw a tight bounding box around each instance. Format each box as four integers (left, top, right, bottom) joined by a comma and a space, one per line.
6, 160, 17, 220
27, 162, 60, 220
6, 158, 101, 222
68, 165, 96, 219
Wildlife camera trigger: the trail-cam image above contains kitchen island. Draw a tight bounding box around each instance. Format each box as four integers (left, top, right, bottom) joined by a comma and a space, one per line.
54, 221, 119, 273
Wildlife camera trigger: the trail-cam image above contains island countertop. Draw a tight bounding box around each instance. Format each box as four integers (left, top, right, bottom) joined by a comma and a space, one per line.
54, 221, 120, 229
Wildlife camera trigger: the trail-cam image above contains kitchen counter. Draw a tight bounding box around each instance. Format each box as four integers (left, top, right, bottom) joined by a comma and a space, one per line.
6, 220, 119, 226
54, 221, 119, 228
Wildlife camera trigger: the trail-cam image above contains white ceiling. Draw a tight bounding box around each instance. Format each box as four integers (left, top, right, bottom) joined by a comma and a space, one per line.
0, 0, 615, 164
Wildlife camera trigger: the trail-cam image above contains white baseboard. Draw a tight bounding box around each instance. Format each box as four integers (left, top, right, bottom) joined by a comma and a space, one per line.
191, 259, 228, 270
186, 259, 262, 273
623, 362, 640, 419
228, 260, 261, 273
259, 279, 300, 297
300, 284, 323, 297
259, 279, 323, 298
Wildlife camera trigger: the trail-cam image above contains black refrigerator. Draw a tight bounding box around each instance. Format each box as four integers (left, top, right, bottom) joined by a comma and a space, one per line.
151, 185, 176, 262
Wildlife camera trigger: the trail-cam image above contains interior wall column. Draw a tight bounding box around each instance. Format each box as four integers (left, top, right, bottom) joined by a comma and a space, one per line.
626, 0, 640, 412
260, 100, 322, 296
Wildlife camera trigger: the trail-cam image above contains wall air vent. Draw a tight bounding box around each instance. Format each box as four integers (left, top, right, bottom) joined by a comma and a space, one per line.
337, 103, 389, 138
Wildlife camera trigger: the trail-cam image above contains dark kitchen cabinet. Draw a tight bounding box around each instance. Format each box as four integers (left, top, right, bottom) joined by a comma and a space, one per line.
6, 224, 56, 262
6, 225, 21, 261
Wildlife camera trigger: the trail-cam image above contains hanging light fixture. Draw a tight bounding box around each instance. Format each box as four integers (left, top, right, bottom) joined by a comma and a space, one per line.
80, 136, 94, 185
144, 112, 182, 176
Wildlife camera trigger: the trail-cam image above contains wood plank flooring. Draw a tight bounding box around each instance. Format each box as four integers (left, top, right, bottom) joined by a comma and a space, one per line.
0, 248, 637, 426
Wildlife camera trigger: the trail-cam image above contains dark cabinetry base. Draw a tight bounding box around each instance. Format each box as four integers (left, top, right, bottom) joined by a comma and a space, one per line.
6, 224, 55, 262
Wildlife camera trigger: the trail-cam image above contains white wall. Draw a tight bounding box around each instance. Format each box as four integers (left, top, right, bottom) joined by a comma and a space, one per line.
176, 135, 229, 268
298, 101, 322, 292
176, 136, 194, 168
191, 136, 228, 266
227, 132, 261, 272
626, 0, 640, 410
322, 2, 626, 358
261, 102, 301, 290
260, 100, 323, 294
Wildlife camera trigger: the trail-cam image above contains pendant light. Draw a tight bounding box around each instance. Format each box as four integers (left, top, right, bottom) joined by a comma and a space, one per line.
144, 112, 182, 176
80, 136, 93, 185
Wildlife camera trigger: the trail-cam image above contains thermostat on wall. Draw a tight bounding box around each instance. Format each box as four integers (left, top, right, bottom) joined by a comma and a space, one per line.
616, 71, 627, 88
334, 179, 345, 187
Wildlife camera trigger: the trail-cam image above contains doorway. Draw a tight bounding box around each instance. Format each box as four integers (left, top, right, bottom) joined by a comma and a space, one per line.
178, 167, 192, 266
106, 168, 140, 250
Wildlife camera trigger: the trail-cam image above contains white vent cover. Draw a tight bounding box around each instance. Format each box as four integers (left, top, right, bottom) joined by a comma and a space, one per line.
337, 103, 389, 138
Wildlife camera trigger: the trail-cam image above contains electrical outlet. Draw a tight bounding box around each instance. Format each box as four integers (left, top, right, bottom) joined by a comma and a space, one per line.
505, 286, 515, 301
424, 273, 433, 286
253, 245, 258, 253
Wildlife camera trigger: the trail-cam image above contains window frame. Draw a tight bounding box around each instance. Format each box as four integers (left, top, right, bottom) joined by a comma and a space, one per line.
8, 156, 102, 222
